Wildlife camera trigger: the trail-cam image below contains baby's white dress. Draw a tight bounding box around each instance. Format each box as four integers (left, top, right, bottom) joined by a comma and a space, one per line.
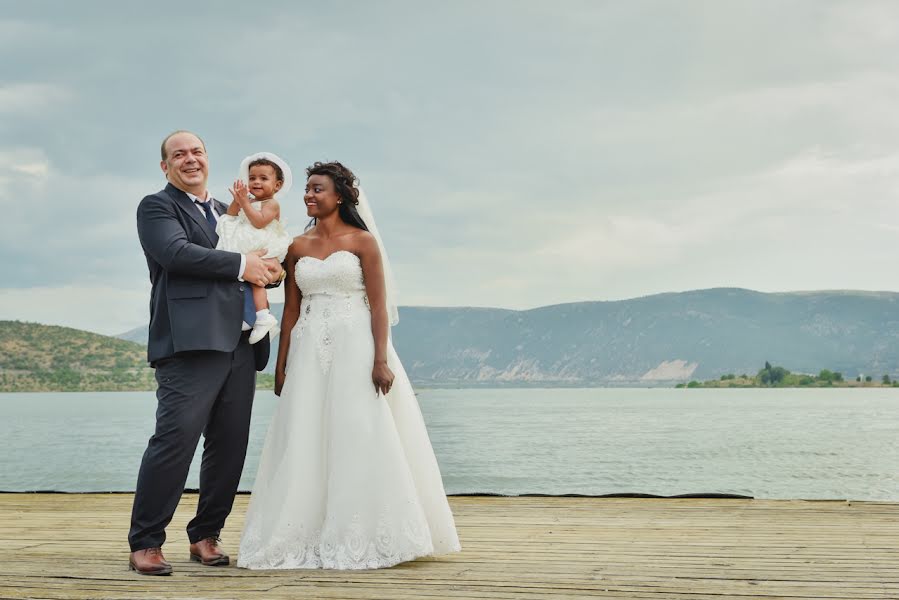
216, 200, 292, 261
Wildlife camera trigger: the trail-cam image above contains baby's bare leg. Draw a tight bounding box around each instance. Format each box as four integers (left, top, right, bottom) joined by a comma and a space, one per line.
252, 284, 269, 311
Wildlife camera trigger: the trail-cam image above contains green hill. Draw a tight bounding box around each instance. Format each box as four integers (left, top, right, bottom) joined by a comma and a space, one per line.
0, 321, 155, 392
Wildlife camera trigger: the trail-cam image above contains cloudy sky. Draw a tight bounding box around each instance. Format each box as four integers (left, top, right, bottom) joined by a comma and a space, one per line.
2, 0, 899, 334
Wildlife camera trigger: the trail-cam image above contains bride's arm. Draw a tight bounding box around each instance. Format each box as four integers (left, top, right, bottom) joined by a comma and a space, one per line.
274, 243, 301, 396
358, 233, 394, 395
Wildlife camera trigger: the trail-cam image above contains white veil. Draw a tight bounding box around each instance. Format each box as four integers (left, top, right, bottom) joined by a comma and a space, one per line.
354, 186, 400, 326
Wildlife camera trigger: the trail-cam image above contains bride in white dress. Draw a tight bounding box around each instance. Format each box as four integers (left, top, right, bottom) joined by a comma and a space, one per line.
237, 161, 461, 570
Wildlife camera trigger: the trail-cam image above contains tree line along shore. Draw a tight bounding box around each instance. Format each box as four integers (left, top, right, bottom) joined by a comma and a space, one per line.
677, 361, 899, 388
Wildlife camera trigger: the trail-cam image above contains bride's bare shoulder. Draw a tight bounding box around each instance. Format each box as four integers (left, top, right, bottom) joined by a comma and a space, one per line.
288, 232, 316, 257
350, 229, 379, 256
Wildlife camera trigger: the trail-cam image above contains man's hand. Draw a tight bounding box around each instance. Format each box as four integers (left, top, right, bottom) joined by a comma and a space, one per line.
244, 249, 273, 287
264, 259, 284, 282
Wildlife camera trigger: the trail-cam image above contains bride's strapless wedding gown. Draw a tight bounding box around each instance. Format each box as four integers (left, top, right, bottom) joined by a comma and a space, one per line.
237, 250, 461, 570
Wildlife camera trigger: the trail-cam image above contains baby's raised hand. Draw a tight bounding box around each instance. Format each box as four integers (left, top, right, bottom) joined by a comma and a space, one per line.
229, 179, 251, 204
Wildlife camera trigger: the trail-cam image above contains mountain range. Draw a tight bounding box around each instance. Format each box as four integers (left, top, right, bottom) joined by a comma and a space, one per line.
117, 288, 899, 385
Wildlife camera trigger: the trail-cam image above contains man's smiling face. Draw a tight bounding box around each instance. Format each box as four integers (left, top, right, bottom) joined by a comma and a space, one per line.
161, 132, 209, 196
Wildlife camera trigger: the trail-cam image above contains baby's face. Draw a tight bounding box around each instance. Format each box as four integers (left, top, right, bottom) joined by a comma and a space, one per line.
247, 165, 282, 199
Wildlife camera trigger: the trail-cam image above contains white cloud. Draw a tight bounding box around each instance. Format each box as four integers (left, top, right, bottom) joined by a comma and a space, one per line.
0, 83, 72, 115
2, 1, 899, 329
0, 18, 55, 47
12, 162, 49, 177
0, 148, 50, 182
0, 284, 150, 336
403, 146, 899, 308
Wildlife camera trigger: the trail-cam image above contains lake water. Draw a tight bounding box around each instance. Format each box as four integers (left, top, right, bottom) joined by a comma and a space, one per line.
1, 388, 897, 500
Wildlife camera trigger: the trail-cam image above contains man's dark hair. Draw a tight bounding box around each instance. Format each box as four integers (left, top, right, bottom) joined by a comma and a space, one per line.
160, 130, 206, 161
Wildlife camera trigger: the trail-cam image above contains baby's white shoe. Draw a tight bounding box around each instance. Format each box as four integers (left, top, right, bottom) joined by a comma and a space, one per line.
249, 310, 278, 344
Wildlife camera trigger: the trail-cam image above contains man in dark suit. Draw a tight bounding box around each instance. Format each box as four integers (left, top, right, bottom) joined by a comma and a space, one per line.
128, 131, 284, 575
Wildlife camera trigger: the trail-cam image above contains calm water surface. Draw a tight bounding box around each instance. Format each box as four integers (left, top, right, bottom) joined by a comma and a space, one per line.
1, 388, 896, 500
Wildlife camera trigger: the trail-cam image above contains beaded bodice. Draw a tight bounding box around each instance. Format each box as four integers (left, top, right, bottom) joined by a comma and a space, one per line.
295, 250, 365, 297
293, 250, 369, 374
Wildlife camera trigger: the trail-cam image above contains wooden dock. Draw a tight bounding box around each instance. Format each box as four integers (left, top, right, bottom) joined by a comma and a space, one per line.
0, 493, 896, 599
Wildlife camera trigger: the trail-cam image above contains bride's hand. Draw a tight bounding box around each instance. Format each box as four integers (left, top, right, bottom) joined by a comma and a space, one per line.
372, 360, 394, 396
275, 369, 286, 396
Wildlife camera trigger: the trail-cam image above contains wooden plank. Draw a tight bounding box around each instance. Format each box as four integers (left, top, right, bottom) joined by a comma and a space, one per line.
0, 494, 896, 600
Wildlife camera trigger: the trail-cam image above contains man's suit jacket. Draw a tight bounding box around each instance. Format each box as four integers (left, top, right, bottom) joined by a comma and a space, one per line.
136, 182, 270, 370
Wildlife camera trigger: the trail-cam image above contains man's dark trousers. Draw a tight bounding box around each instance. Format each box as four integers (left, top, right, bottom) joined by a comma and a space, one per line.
128, 335, 256, 550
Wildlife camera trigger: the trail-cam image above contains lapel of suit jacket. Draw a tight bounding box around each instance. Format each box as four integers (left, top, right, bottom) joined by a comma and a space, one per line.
165, 183, 218, 247
213, 198, 230, 217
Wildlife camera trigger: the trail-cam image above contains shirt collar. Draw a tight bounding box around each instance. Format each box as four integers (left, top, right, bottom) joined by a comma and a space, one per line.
186, 190, 212, 204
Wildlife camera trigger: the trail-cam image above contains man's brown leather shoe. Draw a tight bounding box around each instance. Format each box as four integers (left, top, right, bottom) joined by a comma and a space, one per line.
189, 536, 230, 566
129, 547, 173, 575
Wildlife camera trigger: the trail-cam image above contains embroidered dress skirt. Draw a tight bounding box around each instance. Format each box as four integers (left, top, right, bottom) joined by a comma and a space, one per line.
237, 252, 460, 569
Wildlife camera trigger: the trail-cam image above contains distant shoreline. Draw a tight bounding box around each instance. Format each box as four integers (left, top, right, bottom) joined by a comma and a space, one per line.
2, 381, 898, 393
677, 381, 898, 389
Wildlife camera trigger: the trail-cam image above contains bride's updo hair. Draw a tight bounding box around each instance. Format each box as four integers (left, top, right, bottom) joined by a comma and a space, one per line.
305, 161, 369, 231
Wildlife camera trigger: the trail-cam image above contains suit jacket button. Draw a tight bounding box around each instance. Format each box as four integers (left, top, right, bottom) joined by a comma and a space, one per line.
239, 285, 245, 292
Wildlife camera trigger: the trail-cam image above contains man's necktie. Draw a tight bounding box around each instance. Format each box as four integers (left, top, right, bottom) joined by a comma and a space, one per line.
197, 199, 217, 228
243, 286, 257, 327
